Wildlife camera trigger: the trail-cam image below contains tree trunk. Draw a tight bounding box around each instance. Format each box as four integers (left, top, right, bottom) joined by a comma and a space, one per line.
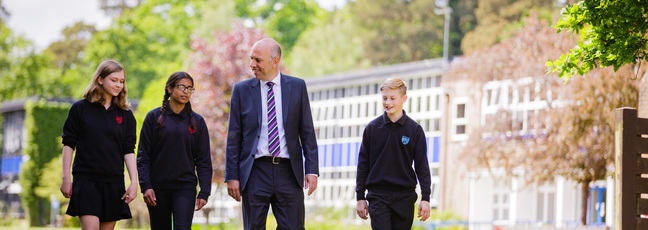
580, 180, 590, 225
637, 63, 648, 117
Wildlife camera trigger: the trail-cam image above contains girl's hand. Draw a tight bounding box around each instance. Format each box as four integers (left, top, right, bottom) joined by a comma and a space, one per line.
60, 178, 72, 198
122, 184, 137, 203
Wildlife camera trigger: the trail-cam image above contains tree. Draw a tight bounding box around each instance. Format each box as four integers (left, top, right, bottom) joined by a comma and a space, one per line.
81, 0, 204, 99
0, 23, 70, 101
45, 21, 97, 69
547, 0, 648, 79
349, 0, 445, 65
233, 0, 322, 55
188, 21, 267, 182
448, 0, 478, 56
460, 0, 557, 54
0, 0, 9, 23
285, 8, 371, 77
99, 0, 144, 16
186, 22, 266, 225
450, 15, 634, 225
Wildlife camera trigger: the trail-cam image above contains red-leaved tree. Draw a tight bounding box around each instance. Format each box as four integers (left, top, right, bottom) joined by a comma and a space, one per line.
188, 22, 267, 183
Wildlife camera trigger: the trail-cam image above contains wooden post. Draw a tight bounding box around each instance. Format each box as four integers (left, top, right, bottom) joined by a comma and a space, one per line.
615, 108, 638, 230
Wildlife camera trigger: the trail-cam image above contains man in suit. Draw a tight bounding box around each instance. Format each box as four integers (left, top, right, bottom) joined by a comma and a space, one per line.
225, 38, 319, 230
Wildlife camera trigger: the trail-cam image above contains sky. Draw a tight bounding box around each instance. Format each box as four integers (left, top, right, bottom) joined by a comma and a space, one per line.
3, 0, 347, 49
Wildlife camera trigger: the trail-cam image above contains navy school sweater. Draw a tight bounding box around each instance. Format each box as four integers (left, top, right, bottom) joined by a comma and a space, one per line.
356, 111, 432, 201
62, 99, 136, 183
137, 106, 212, 200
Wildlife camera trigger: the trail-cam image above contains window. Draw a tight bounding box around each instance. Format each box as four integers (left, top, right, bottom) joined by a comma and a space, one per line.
426, 95, 431, 111
434, 76, 441, 87
375, 101, 380, 115
416, 96, 421, 112
453, 99, 468, 139
365, 102, 370, 117
348, 104, 353, 118
433, 118, 440, 131
457, 104, 465, 118
486, 89, 492, 106
356, 104, 361, 118
435, 95, 440, 111
537, 191, 556, 223
426, 76, 432, 88
333, 106, 338, 119
493, 182, 510, 221
456, 125, 466, 134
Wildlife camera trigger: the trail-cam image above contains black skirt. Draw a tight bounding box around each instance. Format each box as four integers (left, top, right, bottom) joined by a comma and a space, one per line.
66, 177, 132, 222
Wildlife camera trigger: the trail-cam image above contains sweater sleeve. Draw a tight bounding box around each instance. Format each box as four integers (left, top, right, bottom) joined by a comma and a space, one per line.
355, 125, 371, 200
413, 125, 432, 201
137, 111, 155, 193
122, 110, 137, 155
194, 116, 213, 200
62, 102, 81, 149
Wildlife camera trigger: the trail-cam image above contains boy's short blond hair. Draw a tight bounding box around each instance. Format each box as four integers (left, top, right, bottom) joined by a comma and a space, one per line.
379, 78, 407, 95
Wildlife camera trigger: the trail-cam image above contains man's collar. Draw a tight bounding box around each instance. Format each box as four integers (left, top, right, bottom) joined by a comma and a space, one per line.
260, 72, 281, 87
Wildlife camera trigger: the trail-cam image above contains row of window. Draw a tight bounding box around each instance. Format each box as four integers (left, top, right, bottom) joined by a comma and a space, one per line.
312, 94, 441, 121
315, 118, 441, 139
485, 82, 556, 107
309, 76, 441, 101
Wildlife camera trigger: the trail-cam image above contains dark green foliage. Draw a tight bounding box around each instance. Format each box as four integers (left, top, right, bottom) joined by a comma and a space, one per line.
18, 100, 70, 226
548, 0, 648, 78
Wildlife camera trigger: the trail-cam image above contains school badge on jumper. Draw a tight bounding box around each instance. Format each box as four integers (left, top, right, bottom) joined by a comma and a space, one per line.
401, 136, 410, 145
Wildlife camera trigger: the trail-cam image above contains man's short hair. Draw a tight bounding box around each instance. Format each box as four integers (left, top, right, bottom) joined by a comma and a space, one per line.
271, 43, 282, 59
380, 78, 407, 95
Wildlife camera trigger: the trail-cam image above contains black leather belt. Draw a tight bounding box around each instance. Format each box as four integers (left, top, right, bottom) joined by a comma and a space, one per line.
256, 156, 289, 165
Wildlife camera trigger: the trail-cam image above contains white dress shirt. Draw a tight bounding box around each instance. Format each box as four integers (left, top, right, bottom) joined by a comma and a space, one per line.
255, 72, 290, 159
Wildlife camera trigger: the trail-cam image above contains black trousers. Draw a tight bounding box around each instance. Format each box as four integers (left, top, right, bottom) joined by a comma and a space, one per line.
367, 189, 418, 230
242, 158, 305, 230
147, 189, 196, 230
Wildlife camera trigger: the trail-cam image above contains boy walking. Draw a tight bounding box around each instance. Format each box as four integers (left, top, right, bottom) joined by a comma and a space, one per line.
356, 78, 431, 229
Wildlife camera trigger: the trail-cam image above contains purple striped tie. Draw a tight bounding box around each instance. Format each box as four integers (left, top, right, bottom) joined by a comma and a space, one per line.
266, 82, 280, 157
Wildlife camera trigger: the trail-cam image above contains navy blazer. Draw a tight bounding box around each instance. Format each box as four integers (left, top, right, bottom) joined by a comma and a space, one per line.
225, 74, 319, 191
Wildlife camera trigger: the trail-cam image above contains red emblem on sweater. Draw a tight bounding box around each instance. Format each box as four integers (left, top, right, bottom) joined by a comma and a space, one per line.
116, 116, 123, 124
188, 125, 196, 134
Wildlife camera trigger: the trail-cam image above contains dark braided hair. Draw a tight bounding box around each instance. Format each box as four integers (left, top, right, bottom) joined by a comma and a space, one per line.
157, 71, 197, 130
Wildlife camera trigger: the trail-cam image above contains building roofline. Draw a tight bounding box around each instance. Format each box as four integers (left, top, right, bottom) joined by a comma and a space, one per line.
305, 58, 449, 89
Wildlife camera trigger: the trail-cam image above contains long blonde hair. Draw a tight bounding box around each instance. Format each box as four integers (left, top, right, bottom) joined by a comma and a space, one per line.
83, 60, 130, 110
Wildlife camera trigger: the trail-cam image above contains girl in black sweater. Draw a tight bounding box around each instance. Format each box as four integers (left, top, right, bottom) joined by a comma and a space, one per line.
137, 71, 212, 229
60, 60, 138, 229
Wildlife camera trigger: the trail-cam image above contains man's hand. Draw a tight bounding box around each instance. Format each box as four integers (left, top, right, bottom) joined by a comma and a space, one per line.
143, 189, 157, 206
418, 200, 431, 221
195, 198, 207, 211
227, 180, 241, 201
356, 200, 369, 219
304, 174, 318, 195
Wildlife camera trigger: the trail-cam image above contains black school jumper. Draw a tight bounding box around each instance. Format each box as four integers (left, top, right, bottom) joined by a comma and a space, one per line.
137, 106, 212, 230
356, 111, 432, 230
62, 99, 136, 222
